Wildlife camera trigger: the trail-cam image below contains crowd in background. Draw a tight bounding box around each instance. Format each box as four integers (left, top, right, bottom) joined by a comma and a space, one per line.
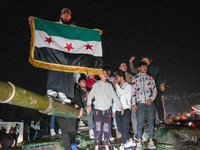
0, 123, 22, 150
165, 108, 200, 127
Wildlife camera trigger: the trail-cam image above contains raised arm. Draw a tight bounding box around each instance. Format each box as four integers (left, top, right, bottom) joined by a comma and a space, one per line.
129, 56, 139, 74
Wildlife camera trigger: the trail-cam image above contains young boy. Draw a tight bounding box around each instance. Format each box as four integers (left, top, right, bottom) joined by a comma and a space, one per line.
87, 69, 124, 150
132, 62, 157, 150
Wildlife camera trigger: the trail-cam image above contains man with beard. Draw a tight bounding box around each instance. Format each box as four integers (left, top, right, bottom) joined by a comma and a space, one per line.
113, 71, 136, 150
28, 8, 104, 149
47, 8, 84, 150
46, 8, 76, 103
46, 8, 77, 139
113, 63, 137, 138
29, 8, 83, 150
28, 8, 76, 104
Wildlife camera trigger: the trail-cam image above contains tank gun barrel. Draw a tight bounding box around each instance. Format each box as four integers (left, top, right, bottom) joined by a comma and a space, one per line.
0, 81, 86, 119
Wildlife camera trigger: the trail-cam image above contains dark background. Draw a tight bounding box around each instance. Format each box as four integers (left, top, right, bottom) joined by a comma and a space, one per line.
0, 0, 200, 123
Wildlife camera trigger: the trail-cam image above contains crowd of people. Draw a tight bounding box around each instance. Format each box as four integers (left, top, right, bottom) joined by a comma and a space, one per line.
0, 124, 22, 150
0, 119, 42, 149
165, 108, 200, 125
48, 55, 166, 150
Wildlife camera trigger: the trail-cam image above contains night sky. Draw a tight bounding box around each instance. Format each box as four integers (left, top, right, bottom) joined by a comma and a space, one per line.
1, 0, 200, 97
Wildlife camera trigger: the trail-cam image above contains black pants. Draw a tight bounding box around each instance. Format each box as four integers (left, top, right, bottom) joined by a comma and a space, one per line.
13, 135, 19, 146
47, 70, 74, 98
116, 109, 131, 144
56, 117, 77, 150
154, 91, 164, 121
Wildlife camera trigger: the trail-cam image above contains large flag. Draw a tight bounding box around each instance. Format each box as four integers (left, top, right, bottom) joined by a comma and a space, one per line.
29, 18, 103, 75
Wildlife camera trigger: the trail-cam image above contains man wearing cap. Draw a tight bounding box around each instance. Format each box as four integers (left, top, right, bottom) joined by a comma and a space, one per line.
28, 8, 101, 150
58, 8, 75, 25
44, 8, 83, 150
46, 8, 76, 103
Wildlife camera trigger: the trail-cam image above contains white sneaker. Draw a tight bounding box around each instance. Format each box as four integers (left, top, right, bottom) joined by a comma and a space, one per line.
119, 145, 125, 150
78, 120, 85, 126
58, 129, 62, 134
109, 136, 114, 141
133, 133, 138, 141
148, 141, 156, 149
50, 129, 56, 136
101, 134, 114, 141
89, 129, 94, 139
136, 143, 142, 150
58, 92, 71, 103
47, 90, 57, 97
124, 140, 136, 147
102, 134, 104, 141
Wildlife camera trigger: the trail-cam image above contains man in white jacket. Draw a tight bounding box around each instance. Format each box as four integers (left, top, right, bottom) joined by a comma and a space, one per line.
113, 71, 136, 150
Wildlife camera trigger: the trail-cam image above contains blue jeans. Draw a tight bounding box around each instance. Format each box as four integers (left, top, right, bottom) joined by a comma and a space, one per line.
50, 115, 56, 129
131, 108, 137, 134
137, 102, 155, 139
87, 110, 94, 130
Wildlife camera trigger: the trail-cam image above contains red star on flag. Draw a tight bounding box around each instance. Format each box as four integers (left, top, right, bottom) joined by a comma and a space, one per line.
64, 43, 74, 51
45, 37, 54, 44
84, 43, 93, 50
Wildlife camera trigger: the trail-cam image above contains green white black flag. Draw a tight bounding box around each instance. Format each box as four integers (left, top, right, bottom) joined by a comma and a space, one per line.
29, 18, 103, 75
